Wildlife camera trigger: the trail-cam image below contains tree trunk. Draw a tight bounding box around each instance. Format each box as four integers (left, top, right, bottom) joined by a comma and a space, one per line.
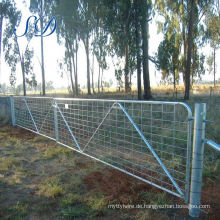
101, 68, 104, 92
134, 0, 142, 100
66, 40, 75, 95
40, 0, 46, 96
69, 54, 75, 95
0, 16, 3, 87
141, 0, 152, 100
173, 72, 176, 91
184, 0, 195, 100
85, 34, 91, 95
75, 38, 78, 95
172, 57, 176, 91
92, 52, 95, 94
98, 64, 100, 93
124, 44, 130, 93
214, 48, 216, 87
16, 37, 26, 96
182, 0, 187, 86
21, 56, 26, 96
69, 41, 76, 95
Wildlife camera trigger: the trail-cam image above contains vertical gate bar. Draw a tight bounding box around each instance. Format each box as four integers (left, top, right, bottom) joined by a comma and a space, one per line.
189, 103, 206, 218
54, 100, 59, 142
185, 111, 193, 203
10, 96, 15, 126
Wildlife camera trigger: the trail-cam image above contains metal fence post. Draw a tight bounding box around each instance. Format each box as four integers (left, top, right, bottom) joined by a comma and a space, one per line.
54, 100, 59, 142
189, 103, 206, 218
10, 96, 15, 126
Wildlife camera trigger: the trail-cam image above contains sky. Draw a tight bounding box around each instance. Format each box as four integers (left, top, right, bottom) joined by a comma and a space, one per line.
0, 0, 219, 89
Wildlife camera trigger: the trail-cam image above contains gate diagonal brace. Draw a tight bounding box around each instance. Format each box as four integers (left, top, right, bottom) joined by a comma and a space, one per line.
23, 98, 39, 133
54, 101, 81, 152
117, 102, 184, 197
80, 100, 184, 198
83, 102, 117, 152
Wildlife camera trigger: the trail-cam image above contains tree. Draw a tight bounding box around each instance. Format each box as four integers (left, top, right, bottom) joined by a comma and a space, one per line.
204, 0, 220, 86
101, 0, 137, 93
4, 25, 35, 96
53, 0, 80, 95
0, 0, 17, 87
184, 0, 196, 100
134, 0, 142, 99
140, 0, 152, 99
30, 0, 52, 96
155, 0, 212, 99
156, 32, 181, 90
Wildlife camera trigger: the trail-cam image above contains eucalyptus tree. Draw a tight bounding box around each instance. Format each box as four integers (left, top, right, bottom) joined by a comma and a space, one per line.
156, 32, 181, 90
52, 0, 80, 95
134, 0, 142, 99
204, 0, 220, 86
30, 0, 52, 96
140, 0, 153, 99
101, 0, 137, 93
91, 2, 108, 94
0, 0, 17, 86
4, 24, 35, 96
155, 0, 212, 99
76, 0, 96, 95
91, 27, 108, 93
2, 3, 36, 96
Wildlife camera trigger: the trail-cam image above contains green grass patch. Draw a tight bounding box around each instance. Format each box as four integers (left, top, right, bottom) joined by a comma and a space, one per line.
43, 146, 74, 159
0, 157, 24, 171
38, 177, 64, 198
0, 201, 28, 220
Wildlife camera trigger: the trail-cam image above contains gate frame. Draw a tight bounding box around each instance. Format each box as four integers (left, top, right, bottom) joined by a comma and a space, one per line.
10, 96, 195, 206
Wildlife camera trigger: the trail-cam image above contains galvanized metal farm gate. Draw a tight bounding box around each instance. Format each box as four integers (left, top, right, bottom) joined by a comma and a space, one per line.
8, 96, 220, 218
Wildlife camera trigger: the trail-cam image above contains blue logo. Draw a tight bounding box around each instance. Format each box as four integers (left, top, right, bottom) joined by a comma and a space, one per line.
14, 15, 56, 37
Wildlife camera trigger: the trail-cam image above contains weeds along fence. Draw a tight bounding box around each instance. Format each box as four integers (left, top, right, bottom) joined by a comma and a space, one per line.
6, 96, 220, 218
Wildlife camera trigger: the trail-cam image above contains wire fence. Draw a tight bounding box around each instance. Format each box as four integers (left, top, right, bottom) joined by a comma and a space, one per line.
12, 96, 193, 201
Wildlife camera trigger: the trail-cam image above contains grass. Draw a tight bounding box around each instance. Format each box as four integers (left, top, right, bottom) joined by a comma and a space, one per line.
43, 146, 72, 159
38, 177, 64, 198
1, 202, 29, 220
0, 157, 24, 171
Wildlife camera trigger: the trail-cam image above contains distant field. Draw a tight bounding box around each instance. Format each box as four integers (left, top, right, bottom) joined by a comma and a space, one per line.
2, 84, 220, 98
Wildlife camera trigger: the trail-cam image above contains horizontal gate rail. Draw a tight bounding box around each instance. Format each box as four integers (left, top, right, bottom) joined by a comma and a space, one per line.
11, 96, 193, 202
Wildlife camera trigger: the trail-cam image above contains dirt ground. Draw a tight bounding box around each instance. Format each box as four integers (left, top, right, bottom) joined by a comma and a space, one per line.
0, 126, 219, 220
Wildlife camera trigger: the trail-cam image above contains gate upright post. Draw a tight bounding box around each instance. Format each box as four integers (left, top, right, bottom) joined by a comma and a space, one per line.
10, 96, 15, 126
189, 103, 206, 218
54, 100, 59, 142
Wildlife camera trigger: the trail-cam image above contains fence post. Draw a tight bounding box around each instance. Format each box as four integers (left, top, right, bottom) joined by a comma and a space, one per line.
10, 96, 15, 126
189, 103, 206, 218
54, 100, 59, 142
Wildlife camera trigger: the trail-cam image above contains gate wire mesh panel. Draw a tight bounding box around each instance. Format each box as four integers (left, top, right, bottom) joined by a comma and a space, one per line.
55, 98, 192, 200
14, 97, 55, 139
13, 97, 192, 201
